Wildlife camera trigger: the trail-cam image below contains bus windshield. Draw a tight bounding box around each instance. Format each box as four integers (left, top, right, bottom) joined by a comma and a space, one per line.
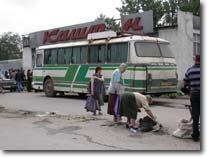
135, 42, 161, 57
159, 43, 174, 58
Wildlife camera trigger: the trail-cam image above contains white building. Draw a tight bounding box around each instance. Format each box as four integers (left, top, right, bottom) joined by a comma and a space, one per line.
158, 11, 200, 83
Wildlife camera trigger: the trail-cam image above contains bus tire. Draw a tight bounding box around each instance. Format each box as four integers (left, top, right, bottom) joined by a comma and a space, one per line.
44, 78, 56, 97
59, 92, 65, 97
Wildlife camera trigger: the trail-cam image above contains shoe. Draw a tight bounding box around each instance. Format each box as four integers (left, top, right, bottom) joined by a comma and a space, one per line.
192, 134, 200, 142
192, 137, 199, 142
130, 126, 138, 130
130, 127, 137, 133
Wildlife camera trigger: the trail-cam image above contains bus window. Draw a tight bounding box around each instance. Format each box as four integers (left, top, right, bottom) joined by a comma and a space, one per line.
135, 42, 161, 57
72, 47, 81, 64
159, 43, 174, 58
36, 54, 43, 67
89, 45, 105, 63
65, 47, 72, 64
44, 49, 51, 64
80, 46, 87, 64
51, 49, 58, 64
98, 45, 105, 63
57, 48, 65, 64
107, 42, 128, 63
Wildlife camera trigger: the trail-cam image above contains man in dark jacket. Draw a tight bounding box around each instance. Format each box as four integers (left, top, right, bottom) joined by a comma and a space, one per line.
184, 54, 200, 142
15, 69, 23, 92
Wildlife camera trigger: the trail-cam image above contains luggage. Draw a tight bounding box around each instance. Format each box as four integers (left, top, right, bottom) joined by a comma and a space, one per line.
138, 116, 157, 132
172, 119, 193, 139
84, 96, 97, 113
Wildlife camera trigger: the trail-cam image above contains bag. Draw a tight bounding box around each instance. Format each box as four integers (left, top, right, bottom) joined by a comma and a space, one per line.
84, 96, 97, 113
138, 116, 157, 132
172, 119, 193, 139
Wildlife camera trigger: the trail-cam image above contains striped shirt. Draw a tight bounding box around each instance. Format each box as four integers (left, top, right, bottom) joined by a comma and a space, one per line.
184, 64, 200, 91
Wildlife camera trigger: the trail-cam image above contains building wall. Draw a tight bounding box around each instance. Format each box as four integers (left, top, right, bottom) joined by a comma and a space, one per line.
158, 11, 195, 83
23, 47, 32, 70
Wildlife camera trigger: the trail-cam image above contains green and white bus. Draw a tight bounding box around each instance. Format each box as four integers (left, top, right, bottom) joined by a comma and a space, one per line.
33, 33, 178, 97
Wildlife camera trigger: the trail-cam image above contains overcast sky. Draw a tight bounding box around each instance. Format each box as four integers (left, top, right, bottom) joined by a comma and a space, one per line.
0, 0, 122, 35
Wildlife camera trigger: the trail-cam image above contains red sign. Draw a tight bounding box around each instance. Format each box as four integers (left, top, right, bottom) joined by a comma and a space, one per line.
123, 17, 143, 32
43, 23, 106, 44
121, 11, 153, 34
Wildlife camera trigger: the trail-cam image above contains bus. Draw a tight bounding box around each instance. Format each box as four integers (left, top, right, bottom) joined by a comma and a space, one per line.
32, 32, 178, 97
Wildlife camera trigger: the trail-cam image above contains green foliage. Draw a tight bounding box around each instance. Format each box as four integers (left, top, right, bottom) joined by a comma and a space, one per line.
117, 0, 200, 27
96, 14, 121, 32
0, 32, 22, 61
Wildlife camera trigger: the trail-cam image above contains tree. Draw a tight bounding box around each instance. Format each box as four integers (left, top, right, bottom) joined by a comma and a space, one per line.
178, 0, 200, 16
117, 0, 200, 27
0, 32, 22, 61
96, 14, 121, 32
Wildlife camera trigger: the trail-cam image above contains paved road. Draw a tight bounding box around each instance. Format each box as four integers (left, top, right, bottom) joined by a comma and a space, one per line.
0, 92, 200, 150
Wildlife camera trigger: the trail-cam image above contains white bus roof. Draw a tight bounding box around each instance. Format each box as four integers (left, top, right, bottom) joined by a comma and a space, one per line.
37, 35, 169, 50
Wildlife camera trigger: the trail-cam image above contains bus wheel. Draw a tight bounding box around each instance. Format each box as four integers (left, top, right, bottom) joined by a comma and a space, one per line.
44, 78, 56, 97
59, 92, 65, 97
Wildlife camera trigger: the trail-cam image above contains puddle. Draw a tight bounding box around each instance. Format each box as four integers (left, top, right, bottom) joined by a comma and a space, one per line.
100, 121, 126, 127
33, 118, 53, 126
0, 106, 103, 123
46, 126, 82, 135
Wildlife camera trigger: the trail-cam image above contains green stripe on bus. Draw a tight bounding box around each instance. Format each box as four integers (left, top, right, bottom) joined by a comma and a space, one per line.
64, 65, 79, 81
34, 67, 68, 70
75, 65, 89, 82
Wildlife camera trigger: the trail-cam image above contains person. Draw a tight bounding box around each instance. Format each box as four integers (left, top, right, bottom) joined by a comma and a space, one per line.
15, 69, 23, 92
107, 63, 128, 123
20, 68, 26, 88
183, 54, 200, 142
90, 66, 105, 115
0, 69, 3, 94
119, 92, 156, 132
4, 70, 9, 79
26, 69, 33, 92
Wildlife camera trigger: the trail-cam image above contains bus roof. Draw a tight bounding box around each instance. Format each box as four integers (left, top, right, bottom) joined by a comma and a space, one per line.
37, 35, 169, 50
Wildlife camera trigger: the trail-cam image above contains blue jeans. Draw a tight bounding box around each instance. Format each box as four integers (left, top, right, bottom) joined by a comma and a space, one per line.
17, 81, 23, 92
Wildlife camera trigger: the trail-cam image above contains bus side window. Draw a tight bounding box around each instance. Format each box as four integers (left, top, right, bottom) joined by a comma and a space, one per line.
51, 49, 58, 64
88, 45, 105, 63
98, 45, 105, 63
65, 48, 72, 64
36, 54, 43, 67
107, 43, 128, 63
80, 46, 87, 64
72, 47, 81, 64
57, 48, 65, 64
44, 49, 51, 64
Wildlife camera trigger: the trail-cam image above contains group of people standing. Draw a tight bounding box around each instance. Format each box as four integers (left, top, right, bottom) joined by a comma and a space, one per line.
89, 63, 157, 133
0, 68, 33, 93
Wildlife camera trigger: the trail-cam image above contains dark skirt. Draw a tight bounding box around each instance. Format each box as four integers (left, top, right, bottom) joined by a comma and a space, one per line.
119, 93, 138, 119
107, 93, 119, 116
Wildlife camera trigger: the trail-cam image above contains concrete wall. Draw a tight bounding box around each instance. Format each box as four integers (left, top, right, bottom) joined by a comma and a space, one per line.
23, 47, 33, 70
159, 11, 195, 82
